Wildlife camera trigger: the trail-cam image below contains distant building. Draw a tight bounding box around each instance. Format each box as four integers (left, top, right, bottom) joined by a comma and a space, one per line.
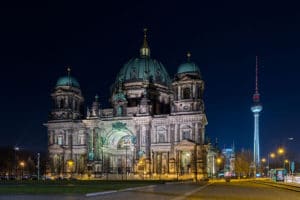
206, 142, 220, 177
222, 147, 235, 176
45, 30, 208, 179
222, 148, 235, 176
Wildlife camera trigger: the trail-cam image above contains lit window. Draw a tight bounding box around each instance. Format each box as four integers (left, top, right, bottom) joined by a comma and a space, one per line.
58, 135, 63, 145
78, 134, 85, 145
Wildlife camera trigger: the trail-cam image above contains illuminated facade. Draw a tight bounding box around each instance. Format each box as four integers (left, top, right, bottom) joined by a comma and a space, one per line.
45, 30, 208, 179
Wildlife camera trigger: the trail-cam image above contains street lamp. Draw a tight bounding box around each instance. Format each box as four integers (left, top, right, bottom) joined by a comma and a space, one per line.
216, 157, 222, 178
19, 161, 25, 179
14, 146, 20, 176
261, 158, 266, 176
277, 147, 285, 168
277, 148, 284, 155
284, 159, 290, 174
270, 153, 275, 158
265, 153, 276, 177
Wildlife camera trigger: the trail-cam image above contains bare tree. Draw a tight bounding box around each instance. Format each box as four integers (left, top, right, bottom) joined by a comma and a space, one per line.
235, 149, 252, 178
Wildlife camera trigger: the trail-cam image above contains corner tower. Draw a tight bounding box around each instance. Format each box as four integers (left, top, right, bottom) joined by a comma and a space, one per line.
49, 67, 84, 120
251, 56, 263, 167
171, 52, 205, 115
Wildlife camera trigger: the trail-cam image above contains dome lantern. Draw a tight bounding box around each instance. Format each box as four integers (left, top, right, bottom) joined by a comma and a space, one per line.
140, 28, 150, 58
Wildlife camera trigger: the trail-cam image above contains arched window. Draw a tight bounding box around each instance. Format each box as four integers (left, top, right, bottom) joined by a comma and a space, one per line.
158, 133, 165, 143
78, 134, 85, 145
182, 131, 190, 140
157, 126, 167, 143
183, 87, 191, 99
57, 135, 63, 145
197, 86, 202, 98
60, 99, 65, 108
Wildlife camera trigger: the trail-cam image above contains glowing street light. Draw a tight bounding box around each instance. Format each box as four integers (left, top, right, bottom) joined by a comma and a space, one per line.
19, 161, 25, 179
266, 153, 276, 176
277, 148, 284, 155
284, 159, 289, 164
19, 161, 25, 168
270, 153, 276, 158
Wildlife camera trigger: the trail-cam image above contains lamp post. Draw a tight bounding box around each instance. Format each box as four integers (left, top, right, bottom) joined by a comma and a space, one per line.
269, 152, 275, 168
14, 146, 20, 177
284, 159, 290, 174
19, 161, 25, 180
266, 152, 276, 177
216, 157, 222, 178
277, 147, 285, 168
261, 158, 266, 176
37, 153, 40, 181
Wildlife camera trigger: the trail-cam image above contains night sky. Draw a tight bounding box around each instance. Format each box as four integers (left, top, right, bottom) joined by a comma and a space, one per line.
0, 1, 299, 160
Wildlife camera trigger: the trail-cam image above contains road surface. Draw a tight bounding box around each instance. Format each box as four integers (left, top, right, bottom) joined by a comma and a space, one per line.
1, 181, 300, 200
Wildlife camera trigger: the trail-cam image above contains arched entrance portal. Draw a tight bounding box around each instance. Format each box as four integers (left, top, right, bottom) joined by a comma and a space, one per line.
175, 140, 197, 176
181, 151, 191, 174
116, 135, 135, 174
100, 122, 136, 175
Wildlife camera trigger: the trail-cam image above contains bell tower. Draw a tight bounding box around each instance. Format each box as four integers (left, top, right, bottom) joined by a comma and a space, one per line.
50, 67, 84, 120
171, 52, 204, 114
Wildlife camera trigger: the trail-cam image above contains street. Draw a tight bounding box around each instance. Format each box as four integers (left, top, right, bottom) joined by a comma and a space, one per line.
1, 181, 300, 200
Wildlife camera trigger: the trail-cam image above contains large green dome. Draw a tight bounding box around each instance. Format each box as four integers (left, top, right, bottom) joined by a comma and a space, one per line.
56, 76, 80, 88
177, 62, 201, 74
115, 57, 171, 86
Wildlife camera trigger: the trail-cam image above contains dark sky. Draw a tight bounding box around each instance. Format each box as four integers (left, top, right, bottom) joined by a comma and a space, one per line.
0, 1, 299, 160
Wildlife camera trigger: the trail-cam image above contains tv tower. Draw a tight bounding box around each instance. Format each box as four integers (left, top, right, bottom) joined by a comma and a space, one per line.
251, 56, 263, 167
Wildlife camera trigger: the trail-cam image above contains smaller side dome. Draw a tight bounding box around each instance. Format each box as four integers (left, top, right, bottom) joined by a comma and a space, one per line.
177, 62, 200, 74
177, 52, 201, 75
56, 76, 80, 88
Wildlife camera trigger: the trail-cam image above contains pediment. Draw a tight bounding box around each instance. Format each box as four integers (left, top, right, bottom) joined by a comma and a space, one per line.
175, 139, 195, 150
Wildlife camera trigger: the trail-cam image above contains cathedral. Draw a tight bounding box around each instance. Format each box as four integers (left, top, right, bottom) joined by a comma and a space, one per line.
45, 30, 208, 180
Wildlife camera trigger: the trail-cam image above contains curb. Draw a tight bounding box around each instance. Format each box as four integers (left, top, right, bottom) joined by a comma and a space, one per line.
86, 190, 117, 197
86, 185, 156, 197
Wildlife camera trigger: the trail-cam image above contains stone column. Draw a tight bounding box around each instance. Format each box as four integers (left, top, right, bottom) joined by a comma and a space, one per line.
167, 152, 170, 173
195, 123, 199, 144
192, 123, 195, 141
145, 125, 151, 158
192, 83, 195, 98
177, 124, 180, 142
153, 152, 157, 174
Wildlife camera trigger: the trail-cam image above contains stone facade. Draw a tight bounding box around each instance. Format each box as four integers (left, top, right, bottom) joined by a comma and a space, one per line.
45, 31, 208, 179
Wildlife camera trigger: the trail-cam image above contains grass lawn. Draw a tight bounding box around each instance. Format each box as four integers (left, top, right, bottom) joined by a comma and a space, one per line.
0, 180, 164, 194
